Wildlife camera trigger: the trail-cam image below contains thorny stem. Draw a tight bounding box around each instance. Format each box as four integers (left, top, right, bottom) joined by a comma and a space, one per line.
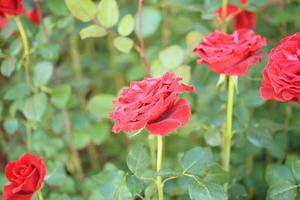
138, 0, 151, 76
14, 17, 31, 87
156, 135, 164, 200
63, 109, 84, 180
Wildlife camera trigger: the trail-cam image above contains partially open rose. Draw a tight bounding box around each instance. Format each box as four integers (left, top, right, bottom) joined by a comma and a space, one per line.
194, 29, 266, 76
0, 0, 23, 16
3, 153, 46, 200
260, 32, 300, 103
110, 72, 195, 136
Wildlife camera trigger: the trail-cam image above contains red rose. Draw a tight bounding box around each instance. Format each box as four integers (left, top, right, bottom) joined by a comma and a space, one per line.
23, 7, 40, 25
0, 0, 23, 16
235, 10, 256, 30
194, 29, 266, 76
215, 0, 256, 30
260, 32, 300, 103
3, 153, 46, 200
110, 72, 195, 136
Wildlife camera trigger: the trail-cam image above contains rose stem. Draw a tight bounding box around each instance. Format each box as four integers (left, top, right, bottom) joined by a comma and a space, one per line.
138, 0, 151, 76
14, 17, 35, 152
38, 190, 44, 200
220, 0, 234, 192
222, 77, 235, 177
14, 17, 32, 87
156, 135, 164, 200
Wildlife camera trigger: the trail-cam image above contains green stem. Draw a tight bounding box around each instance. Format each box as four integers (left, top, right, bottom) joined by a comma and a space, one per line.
38, 190, 44, 200
222, 77, 235, 188
14, 17, 31, 86
156, 135, 164, 200
148, 135, 156, 170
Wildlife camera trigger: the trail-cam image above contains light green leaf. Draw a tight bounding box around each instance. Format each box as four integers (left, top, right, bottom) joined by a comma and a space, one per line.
174, 66, 191, 84
4, 83, 31, 100
50, 85, 71, 109
74, 130, 91, 150
86, 94, 115, 120
3, 118, 18, 134
97, 0, 119, 28
188, 179, 227, 200
90, 123, 110, 145
1, 57, 16, 78
65, 0, 97, 22
80, 25, 107, 40
135, 7, 161, 38
23, 93, 48, 121
113, 36, 133, 53
267, 181, 298, 200
159, 45, 184, 69
118, 14, 135, 36
33, 61, 53, 87
186, 31, 203, 53
127, 144, 150, 176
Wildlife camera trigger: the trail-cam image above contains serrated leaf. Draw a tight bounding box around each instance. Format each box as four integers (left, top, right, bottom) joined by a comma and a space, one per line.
118, 14, 135, 36
23, 93, 48, 121
4, 83, 31, 100
97, 0, 119, 28
127, 144, 150, 176
188, 178, 227, 200
267, 181, 298, 200
159, 45, 184, 69
33, 61, 53, 87
50, 85, 71, 109
1, 57, 16, 78
65, 0, 97, 22
113, 36, 133, 53
86, 94, 115, 120
80, 25, 107, 40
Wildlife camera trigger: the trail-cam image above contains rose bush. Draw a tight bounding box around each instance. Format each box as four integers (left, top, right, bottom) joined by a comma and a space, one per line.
110, 72, 195, 136
3, 153, 46, 200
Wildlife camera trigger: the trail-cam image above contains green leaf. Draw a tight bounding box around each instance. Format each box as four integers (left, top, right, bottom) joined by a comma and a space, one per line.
159, 45, 184, 69
188, 179, 227, 200
181, 147, 215, 176
33, 61, 53, 87
266, 164, 295, 185
127, 144, 150, 176
50, 85, 71, 109
3, 118, 18, 134
1, 57, 16, 78
174, 66, 191, 84
46, 0, 68, 16
135, 7, 161, 38
118, 14, 135, 36
291, 157, 300, 182
80, 25, 107, 40
126, 175, 145, 196
204, 128, 221, 147
186, 31, 203, 53
23, 93, 48, 121
86, 94, 115, 120
4, 83, 31, 100
65, 0, 97, 22
113, 36, 133, 53
74, 130, 91, 150
90, 123, 110, 145
97, 0, 119, 28
246, 127, 272, 148
267, 181, 298, 200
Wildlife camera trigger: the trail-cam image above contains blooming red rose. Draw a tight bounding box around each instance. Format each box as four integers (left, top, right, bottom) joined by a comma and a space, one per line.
216, 0, 256, 30
3, 153, 46, 200
194, 29, 266, 76
23, 7, 40, 25
260, 32, 300, 103
0, 0, 23, 16
110, 72, 195, 136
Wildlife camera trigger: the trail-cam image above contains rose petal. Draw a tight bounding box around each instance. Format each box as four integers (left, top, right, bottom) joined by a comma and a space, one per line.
146, 99, 191, 136
3, 184, 32, 200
